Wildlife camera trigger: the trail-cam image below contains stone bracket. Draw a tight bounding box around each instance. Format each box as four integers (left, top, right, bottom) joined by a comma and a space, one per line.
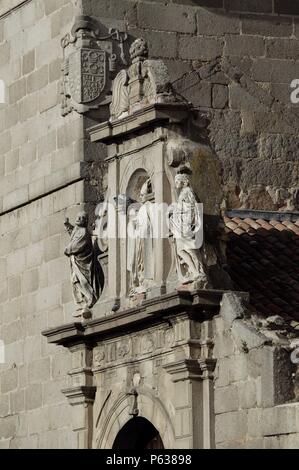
62, 385, 96, 407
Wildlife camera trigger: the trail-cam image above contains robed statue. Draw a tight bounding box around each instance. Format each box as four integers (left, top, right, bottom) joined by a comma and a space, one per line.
170, 172, 209, 287
127, 179, 155, 295
64, 211, 104, 317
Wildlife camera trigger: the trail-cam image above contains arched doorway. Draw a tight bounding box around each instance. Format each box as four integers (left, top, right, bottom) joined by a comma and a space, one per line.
112, 417, 164, 449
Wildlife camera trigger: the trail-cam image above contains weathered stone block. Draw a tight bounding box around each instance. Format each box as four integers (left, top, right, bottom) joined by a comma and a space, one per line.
247, 408, 263, 438
19, 141, 37, 167
212, 84, 228, 109
197, 9, 240, 36
5, 149, 19, 174
266, 38, 299, 60
0, 41, 10, 67
129, 29, 177, 59
5, 104, 19, 129
10, 389, 25, 414
27, 66, 48, 94
37, 131, 57, 159
22, 50, 35, 75
232, 320, 268, 352
29, 357, 51, 384
225, 34, 265, 57
39, 82, 59, 114
9, 78, 26, 104
1, 367, 18, 394
7, 249, 26, 277
49, 58, 62, 83
22, 268, 39, 294
262, 404, 298, 436
0, 415, 18, 439
8, 275, 21, 300
137, 2, 196, 33
225, 0, 272, 13
215, 385, 239, 413
229, 354, 248, 383
220, 291, 248, 328
42, 379, 66, 406
242, 15, 292, 37
25, 383, 42, 410
179, 36, 223, 60
0, 393, 9, 418
89, 0, 137, 25
47, 257, 69, 285
215, 410, 248, 443
239, 380, 257, 409
19, 92, 38, 122
0, 130, 12, 155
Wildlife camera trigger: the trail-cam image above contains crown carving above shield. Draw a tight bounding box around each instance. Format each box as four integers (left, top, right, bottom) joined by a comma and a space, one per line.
61, 15, 127, 118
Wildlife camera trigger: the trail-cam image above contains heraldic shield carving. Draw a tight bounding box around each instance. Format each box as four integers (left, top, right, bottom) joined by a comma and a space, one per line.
61, 15, 127, 117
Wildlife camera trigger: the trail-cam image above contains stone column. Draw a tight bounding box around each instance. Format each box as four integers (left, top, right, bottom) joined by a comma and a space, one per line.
62, 344, 95, 449
107, 155, 120, 303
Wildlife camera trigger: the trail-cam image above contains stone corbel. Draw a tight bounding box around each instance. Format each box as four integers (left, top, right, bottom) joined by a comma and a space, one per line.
62, 385, 96, 407
163, 358, 203, 382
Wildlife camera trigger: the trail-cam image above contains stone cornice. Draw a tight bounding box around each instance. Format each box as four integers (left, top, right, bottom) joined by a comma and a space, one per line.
0, 0, 31, 19
42, 289, 228, 347
88, 102, 191, 144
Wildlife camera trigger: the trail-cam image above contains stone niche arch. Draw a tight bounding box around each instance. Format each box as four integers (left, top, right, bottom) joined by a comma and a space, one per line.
125, 168, 154, 202
94, 390, 176, 449
119, 154, 156, 200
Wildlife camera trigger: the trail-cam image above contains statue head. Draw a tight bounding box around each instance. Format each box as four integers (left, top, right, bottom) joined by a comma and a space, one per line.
140, 178, 152, 203
75, 211, 89, 227
175, 173, 190, 190
129, 38, 149, 62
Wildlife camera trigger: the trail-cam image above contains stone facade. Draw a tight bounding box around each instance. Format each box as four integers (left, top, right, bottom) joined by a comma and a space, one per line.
0, 0, 298, 449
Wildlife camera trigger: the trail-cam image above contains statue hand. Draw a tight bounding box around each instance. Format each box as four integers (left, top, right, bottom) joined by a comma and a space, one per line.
64, 248, 70, 257
64, 218, 70, 226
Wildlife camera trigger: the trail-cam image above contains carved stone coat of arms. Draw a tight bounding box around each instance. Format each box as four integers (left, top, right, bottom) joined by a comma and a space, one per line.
61, 15, 127, 117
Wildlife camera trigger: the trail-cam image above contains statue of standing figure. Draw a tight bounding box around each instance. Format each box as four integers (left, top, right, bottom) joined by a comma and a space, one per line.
64, 211, 104, 318
127, 179, 155, 295
170, 172, 209, 288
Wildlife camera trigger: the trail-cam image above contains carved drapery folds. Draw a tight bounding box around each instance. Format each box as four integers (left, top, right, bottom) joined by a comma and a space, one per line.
64, 211, 104, 318
61, 15, 127, 116
110, 37, 174, 120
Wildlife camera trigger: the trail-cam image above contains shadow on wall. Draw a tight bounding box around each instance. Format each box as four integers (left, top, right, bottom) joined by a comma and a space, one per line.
171, 0, 299, 16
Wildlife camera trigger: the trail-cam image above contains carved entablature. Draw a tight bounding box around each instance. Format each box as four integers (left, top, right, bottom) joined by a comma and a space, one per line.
110, 37, 176, 121
61, 15, 127, 117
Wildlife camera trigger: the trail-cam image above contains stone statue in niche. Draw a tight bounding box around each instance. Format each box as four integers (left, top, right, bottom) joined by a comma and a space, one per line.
170, 171, 209, 288
64, 211, 104, 318
110, 37, 174, 121
127, 179, 155, 296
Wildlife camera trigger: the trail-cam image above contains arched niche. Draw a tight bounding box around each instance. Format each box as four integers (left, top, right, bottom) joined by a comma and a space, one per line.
94, 390, 175, 449
126, 169, 154, 203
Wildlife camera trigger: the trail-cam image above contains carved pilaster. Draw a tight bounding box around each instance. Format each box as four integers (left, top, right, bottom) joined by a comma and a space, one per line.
62, 344, 95, 449
163, 357, 216, 449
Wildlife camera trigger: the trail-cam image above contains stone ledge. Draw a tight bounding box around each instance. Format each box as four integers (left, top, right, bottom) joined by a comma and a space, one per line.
0, 0, 31, 19
88, 103, 191, 143
42, 289, 229, 347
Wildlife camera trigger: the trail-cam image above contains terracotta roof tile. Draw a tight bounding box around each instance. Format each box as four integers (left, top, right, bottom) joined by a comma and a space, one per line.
225, 212, 299, 320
